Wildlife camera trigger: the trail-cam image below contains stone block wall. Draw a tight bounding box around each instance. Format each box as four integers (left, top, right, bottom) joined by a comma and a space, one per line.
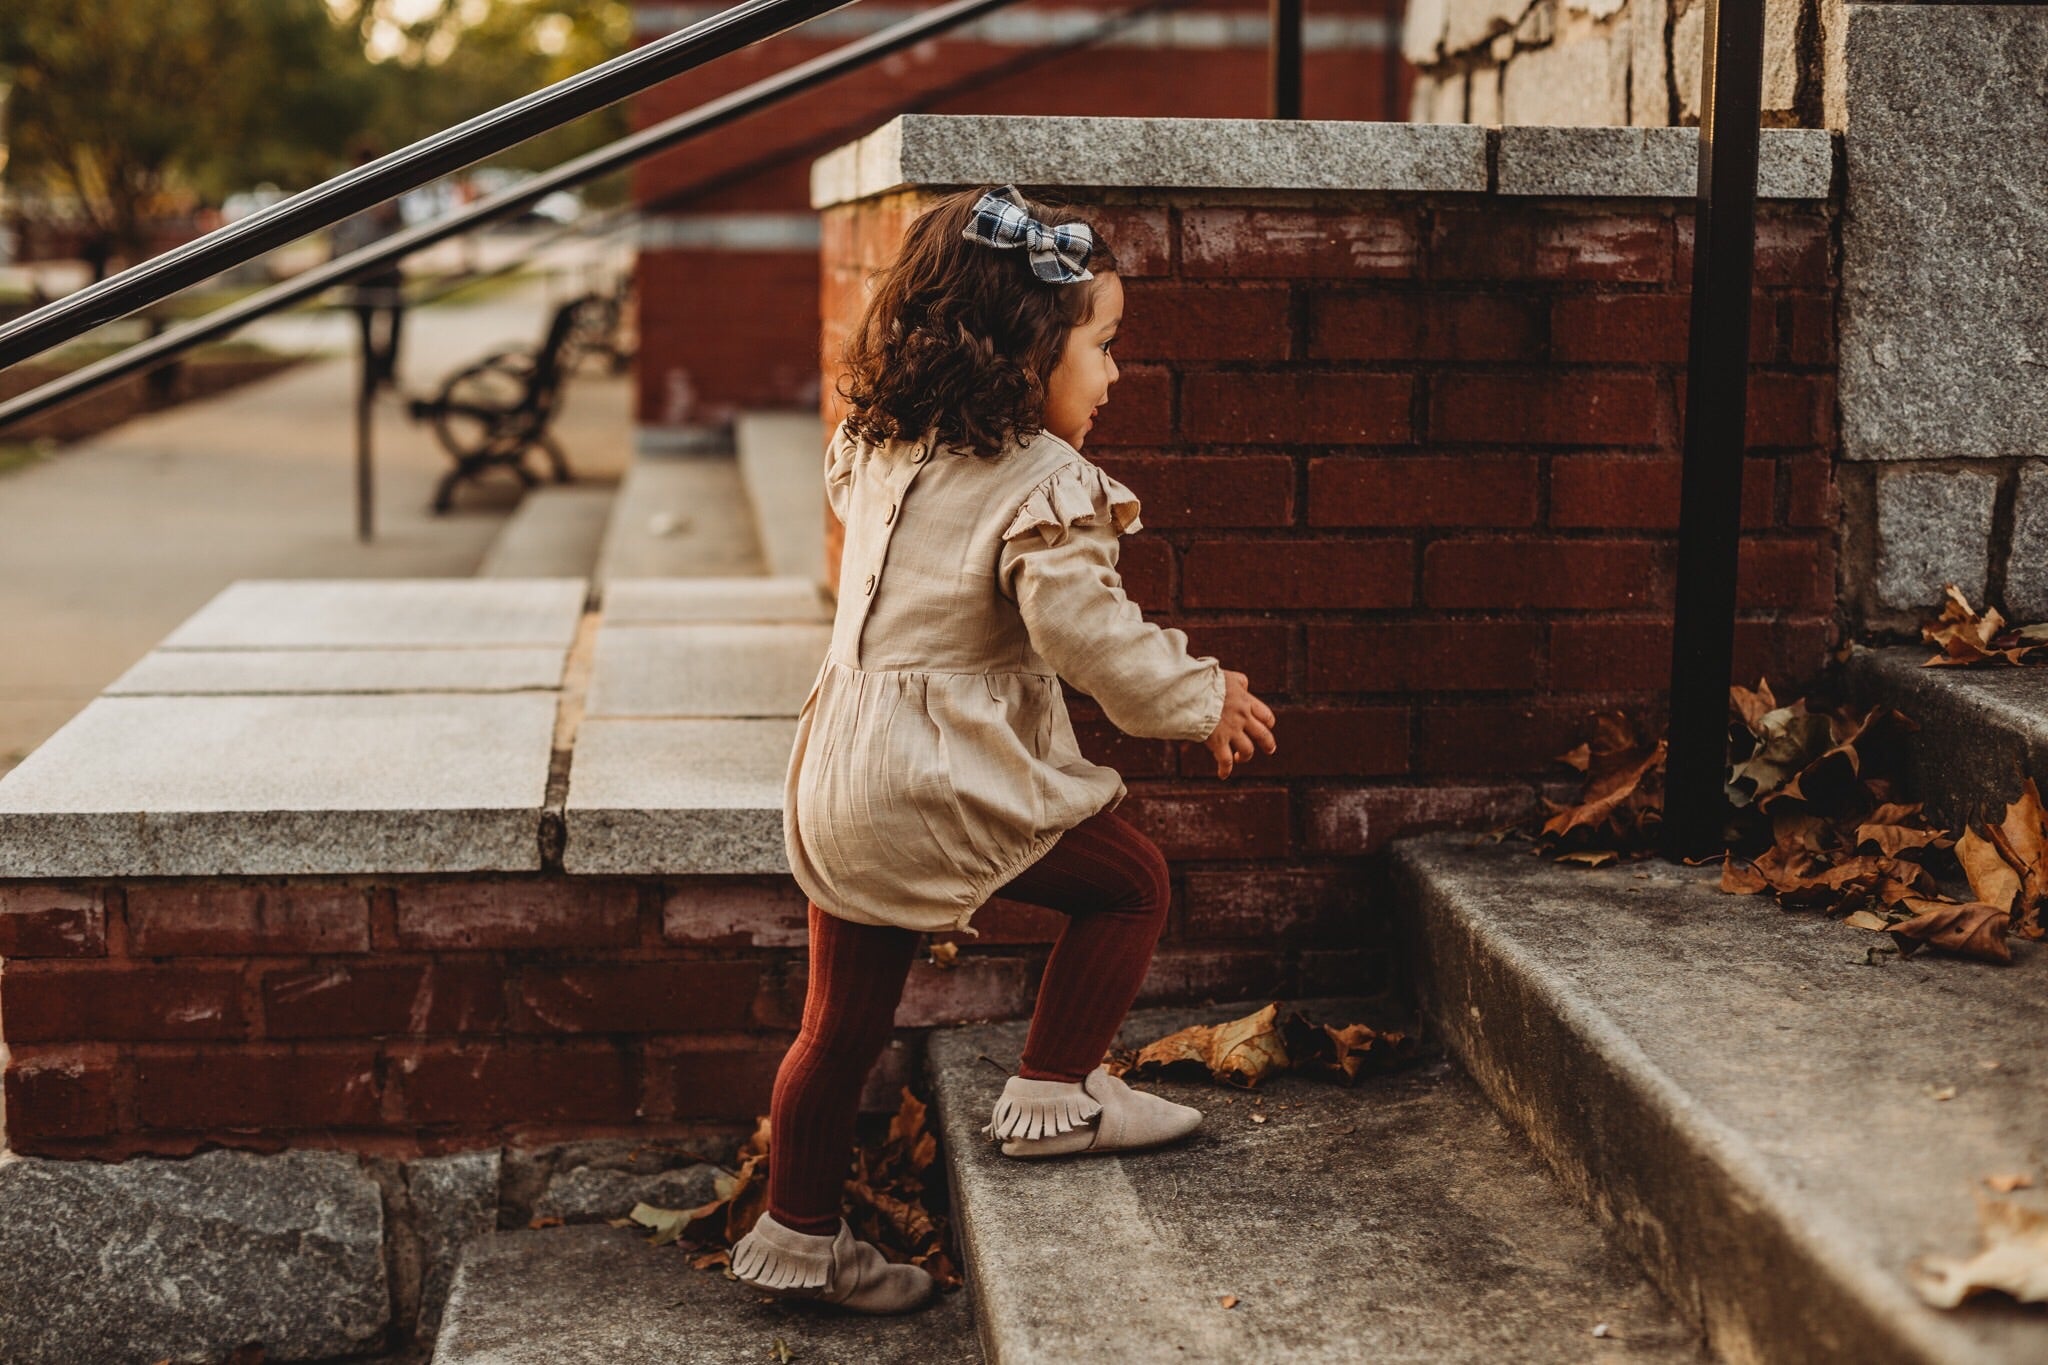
1402, 0, 1849, 129
819, 154, 1841, 898
0, 870, 1358, 1158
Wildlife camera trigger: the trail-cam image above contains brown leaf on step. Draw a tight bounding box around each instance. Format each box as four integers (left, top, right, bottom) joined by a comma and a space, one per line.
689, 1247, 730, 1270
1889, 899, 2013, 964
1985, 1173, 2036, 1194
1922, 584, 2048, 667
1956, 827, 2022, 915
1912, 1197, 2048, 1307
1556, 849, 1619, 867
1856, 803, 1947, 857
1729, 700, 1833, 808
927, 940, 959, 968
1843, 909, 1891, 931
1219, 1295, 1240, 1309
1730, 678, 1779, 733
1128, 1001, 1291, 1088
1989, 778, 2048, 939
1721, 856, 1770, 895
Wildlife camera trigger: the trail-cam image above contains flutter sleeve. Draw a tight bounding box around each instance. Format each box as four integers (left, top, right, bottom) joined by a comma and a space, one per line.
824, 421, 860, 523
996, 460, 1226, 744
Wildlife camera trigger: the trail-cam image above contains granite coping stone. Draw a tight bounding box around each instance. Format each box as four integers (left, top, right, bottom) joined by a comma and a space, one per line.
1394, 834, 2048, 1365
584, 622, 829, 718
105, 646, 569, 695
929, 997, 1699, 1363
432, 1223, 979, 1364
813, 114, 1838, 209
158, 578, 588, 650
0, 692, 557, 876
1496, 125, 1835, 200
812, 114, 1492, 207
562, 717, 793, 874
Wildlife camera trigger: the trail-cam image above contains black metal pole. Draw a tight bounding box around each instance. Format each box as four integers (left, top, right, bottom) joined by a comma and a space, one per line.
1271, 0, 1304, 119
353, 305, 376, 543
0, 0, 1025, 433
1663, 0, 1767, 860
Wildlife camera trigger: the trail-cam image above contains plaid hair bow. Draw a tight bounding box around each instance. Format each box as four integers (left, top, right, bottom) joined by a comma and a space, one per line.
961, 185, 1095, 284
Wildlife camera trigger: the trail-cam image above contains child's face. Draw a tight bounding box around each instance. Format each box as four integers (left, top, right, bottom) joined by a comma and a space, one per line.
1042, 272, 1123, 449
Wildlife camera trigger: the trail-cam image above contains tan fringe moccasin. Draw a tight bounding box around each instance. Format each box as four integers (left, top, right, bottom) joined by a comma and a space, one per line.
981, 1063, 1202, 1158
728, 1211, 935, 1314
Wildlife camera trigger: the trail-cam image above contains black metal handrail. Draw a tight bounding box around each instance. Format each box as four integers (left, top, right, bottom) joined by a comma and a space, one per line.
0, 0, 862, 372
0, 0, 1199, 432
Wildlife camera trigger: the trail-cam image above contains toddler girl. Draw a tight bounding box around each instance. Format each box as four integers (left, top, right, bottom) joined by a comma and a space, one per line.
728, 185, 1278, 1313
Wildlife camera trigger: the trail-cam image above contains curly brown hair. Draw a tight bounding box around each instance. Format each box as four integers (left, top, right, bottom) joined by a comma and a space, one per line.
835, 186, 1119, 458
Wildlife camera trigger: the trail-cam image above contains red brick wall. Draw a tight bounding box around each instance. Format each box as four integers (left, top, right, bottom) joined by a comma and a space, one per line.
1, 872, 1353, 1157
821, 187, 1840, 842
631, 0, 1412, 425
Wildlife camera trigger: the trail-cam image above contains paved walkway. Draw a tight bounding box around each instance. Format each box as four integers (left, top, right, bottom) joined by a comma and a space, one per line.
0, 251, 633, 777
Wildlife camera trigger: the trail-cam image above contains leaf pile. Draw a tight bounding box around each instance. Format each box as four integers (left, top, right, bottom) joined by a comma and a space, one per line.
626, 1085, 962, 1289
1522, 677, 2045, 965
1923, 585, 2048, 668
1103, 1001, 1415, 1090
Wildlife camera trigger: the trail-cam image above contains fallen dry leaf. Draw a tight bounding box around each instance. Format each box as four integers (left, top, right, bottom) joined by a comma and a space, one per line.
1922, 585, 2048, 668
1219, 1295, 1240, 1309
1126, 1001, 1291, 1088
1986, 1174, 2036, 1194
927, 940, 959, 968
1889, 899, 2014, 964
1913, 1197, 2048, 1308
1843, 909, 1891, 931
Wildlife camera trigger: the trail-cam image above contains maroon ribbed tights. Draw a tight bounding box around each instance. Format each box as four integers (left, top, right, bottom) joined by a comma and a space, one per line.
765, 806, 1171, 1234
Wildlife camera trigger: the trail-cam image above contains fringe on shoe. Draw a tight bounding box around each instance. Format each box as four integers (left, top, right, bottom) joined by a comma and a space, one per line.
980, 1077, 1104, 1142
730, 1216, 836, 1293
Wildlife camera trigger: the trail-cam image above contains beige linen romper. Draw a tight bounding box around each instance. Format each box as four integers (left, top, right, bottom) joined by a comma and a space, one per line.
783, 420, 1226, 939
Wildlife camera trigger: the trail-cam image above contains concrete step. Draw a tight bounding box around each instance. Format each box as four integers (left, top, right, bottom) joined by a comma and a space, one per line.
430, 1223, 980, 1364
475, 485, 617, 579
1393, 834, 2048, 1365
1846, 642, 2048, 827
595, 449, 767, 584
734, 410, 826, 586
927, 996, 1703, 1364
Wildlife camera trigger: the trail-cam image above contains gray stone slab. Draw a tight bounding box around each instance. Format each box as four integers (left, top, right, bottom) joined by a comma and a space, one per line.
1841, 4, 2048, 460
409, 1149, 503, 1340
928, 998, 1699, 1364
105, 646, 568, 695
1394, 835, 2048, 1365
533, 1163, 723, 1223
812, 114, 1491, 208
476, 486, 618, 579
597, 453, 768, 583
1846, 641, 2048, 830
601, 575, 831, 625
562, 718, 792, 874
158, 578, 588, 649
432, 1223, 979, 1365
0, 1148, 388, 1365
736, 411, 828, 585
0, 692, 556, 876
1873, 466, 1998, 612
1497, 126, 1835, 200
585, 623, 829, 718
2001, 463, 2048, 622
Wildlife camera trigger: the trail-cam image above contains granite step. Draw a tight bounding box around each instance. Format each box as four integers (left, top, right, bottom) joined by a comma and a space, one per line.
734, 410, 826, 587
926, 996, 1704, 1364
475, 484, 618, 579
1392, 833, 2048, 1365
595, 448, 767, 584
430, 1223, 980, 1365
1845, 641, 2048, 828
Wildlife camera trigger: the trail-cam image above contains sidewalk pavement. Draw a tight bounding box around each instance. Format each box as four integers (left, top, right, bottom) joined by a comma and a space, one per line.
0, 265, 632, 777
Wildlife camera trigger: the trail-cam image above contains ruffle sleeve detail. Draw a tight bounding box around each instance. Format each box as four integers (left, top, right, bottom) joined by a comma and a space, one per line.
824, 422, 860, 522
1000, 460, 1144, 549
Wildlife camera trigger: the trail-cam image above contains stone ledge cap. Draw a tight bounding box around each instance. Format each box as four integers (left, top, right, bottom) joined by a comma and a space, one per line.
1496, 125, 1836, 201
811, 114, 1491, 207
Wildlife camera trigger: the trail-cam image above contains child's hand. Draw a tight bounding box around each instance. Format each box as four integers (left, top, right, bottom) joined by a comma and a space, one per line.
1200, 670, 1277, 779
